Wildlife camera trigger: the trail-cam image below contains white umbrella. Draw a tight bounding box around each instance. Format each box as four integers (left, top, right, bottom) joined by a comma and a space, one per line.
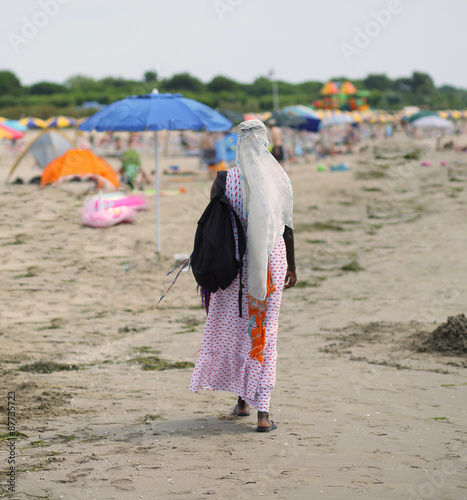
322, 114, 355, 127
411, 116, 454, 129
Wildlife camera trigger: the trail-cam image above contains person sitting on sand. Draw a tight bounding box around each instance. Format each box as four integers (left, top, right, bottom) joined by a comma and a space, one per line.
200, 132, 217, 169
119, 149, 151, 190
189, 120, 297, 432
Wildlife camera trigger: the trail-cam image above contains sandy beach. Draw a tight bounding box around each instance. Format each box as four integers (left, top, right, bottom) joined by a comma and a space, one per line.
1, 131, 466, 499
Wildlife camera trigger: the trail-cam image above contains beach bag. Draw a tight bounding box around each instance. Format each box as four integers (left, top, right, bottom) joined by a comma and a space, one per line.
190, 171, 246, 316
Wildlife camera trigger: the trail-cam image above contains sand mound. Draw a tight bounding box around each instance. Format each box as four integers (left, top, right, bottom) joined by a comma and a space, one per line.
420, 314, 467, 355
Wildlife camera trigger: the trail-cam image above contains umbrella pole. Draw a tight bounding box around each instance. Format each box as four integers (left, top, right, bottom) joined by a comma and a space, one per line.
154, 131, 161, 259
282, 127, 290, 169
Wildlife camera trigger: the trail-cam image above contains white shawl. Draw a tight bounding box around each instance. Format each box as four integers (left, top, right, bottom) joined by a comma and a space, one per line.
235, 120, 293, 301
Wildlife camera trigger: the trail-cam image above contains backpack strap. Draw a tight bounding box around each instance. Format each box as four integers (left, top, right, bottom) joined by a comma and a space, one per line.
222, 197, 246, 318
232, 208, 246, 318
215, 170, 246, 318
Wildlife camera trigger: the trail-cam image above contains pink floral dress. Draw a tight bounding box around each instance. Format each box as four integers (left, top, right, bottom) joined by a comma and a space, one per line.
189, 167, 287, 411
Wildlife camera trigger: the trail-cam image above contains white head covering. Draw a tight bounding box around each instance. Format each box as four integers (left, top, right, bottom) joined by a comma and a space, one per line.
235, 119, 293, 301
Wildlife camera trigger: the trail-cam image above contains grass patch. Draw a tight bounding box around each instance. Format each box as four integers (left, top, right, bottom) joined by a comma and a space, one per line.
295, 221, 344, 232
29, 440, 48, 448
362, 187, 383, 192
172, 328, 196, 334
132, 346, 158, 354
144, 414, 164, 423
294, 277, 326, 288
14, 266, 40, 278
432, 417, 451, 423
0, 431, 28, 442
180, 317, 202, 328
118, 325, 150, 333
4, 234, 29, 246
19, 361, 81, 374
337, 220, 360, 225
447, 186, 464, 198
80, 435, 107, 443
55, 434, 78, 442
38, 318, 66, 330
373, 154, 395, 160
128, 355, 195, 371
374, 164, 390, 170
355, 171, 387, 180
306, 239, 327, 244
403, 149, 421, 160
341, 260, 364, 272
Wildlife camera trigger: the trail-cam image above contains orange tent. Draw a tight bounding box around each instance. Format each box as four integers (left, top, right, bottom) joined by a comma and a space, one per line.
40, 149, 119, 189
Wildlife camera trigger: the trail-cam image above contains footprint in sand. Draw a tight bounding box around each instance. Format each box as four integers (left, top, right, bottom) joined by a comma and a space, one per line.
352, 476, 384, 485
65, 467, 94, 480
76, 453, 100, 464
110, 478, 135, 491
123, 431, 144, 440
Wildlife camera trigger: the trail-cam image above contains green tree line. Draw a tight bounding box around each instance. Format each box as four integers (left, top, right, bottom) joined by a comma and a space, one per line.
0, 69, 466, 119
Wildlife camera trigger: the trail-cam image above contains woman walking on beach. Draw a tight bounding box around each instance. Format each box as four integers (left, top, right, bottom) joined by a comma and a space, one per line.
190, 120, 296, 432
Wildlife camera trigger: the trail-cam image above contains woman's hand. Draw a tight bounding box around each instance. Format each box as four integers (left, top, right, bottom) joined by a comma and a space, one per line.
284, 268, 297, 289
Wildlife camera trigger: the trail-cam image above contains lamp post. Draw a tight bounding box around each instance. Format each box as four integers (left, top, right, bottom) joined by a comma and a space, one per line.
267, 69, 279, 111
272, 80, 279, 111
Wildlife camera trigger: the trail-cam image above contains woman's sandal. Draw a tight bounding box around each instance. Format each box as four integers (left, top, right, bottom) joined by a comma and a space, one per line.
256, 421, 278, 432
232, 404, 250, 417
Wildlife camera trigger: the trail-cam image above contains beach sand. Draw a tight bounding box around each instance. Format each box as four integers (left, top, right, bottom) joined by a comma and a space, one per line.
0, 132, 466, 499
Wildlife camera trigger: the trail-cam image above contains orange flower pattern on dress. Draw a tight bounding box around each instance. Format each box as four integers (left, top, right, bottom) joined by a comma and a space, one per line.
248, 269, 276, 364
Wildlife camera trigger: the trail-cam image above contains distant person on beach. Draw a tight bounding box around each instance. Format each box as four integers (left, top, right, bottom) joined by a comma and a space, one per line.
268, 120, 285, 168
345, 123, 360, 153
401, 119, 410, 136
179, 131, 190, 151
200, 132, 216, 168
190, 120, 296, 432
385, 124, 393, 139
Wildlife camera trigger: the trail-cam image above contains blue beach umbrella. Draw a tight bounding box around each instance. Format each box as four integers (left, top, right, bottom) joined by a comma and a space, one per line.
282, 105, 322, 132
79, 92, 232, 253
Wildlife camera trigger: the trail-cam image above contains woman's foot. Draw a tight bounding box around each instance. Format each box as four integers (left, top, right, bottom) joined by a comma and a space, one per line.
256, 411, 278, 432
233, 396, 250, 417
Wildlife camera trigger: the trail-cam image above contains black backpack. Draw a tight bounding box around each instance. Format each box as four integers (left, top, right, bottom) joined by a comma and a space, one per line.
190, 171, 246, 317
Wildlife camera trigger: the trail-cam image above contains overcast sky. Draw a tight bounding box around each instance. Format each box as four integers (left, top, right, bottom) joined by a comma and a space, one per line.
0, 0, 463, 88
